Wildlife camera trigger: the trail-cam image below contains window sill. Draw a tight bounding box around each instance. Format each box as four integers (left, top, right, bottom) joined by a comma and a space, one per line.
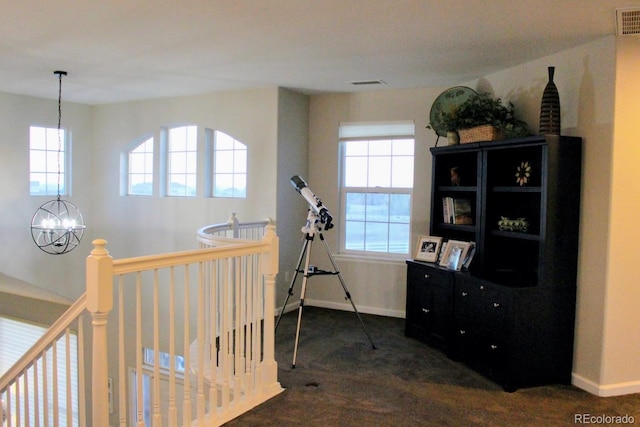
333, 253, 408, 265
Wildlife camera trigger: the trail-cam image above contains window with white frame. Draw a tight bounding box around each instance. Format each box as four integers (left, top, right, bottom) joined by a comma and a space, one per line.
167, 125, 197, 197
29, 125, 68, 196
339, 122, 414, 256
213, 131, 247, 198
127, 136, 154, 195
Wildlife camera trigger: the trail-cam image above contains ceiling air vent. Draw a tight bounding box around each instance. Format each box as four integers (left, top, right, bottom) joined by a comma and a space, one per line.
349, 79, 386, 86
616, 7, 640, 36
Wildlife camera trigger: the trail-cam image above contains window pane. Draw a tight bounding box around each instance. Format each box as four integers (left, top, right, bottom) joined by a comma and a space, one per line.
365, 193, 389, 222
345, 220, 365, 250
389, 194, 411, 223
368, 139, 391, 156
130, 154, 146, 171
169, 130, 187, 151
368, 157, 391, 187
214, 173, 233, 196
30, 127, 46, 149
233, 174, 247, 197
216, 132, 235, 150
345, 192, 366, 221
389, 223, 410, 253
170, 152, 187, 173
30, 151, 46, 172
391, 156, 414, 188
345, 140, 368, 156
344, 157, 368, 187
365, 222, 388, 252
234, 150, 247, 173
392, 139, 414, 155
216, 151, 234, 173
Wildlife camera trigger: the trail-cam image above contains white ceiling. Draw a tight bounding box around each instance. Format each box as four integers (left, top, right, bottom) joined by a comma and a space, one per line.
1, 0, 637, 105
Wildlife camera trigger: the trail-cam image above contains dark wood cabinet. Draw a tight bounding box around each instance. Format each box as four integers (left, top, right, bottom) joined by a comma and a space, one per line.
405, 261, 453, 348
406, 135, 581, 391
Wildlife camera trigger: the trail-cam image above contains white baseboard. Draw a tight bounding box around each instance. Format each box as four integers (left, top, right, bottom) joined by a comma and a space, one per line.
304, 298, 405, 318
276, 299, 404, 319
572, 373, 640, 396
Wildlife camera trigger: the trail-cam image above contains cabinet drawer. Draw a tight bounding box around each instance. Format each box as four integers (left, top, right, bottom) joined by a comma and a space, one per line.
407, 264, 452, 288
455, 278, 507, 331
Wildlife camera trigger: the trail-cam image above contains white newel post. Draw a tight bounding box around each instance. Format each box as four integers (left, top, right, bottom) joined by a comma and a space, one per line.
261, 225, 281, 393
86, 239, 113, 426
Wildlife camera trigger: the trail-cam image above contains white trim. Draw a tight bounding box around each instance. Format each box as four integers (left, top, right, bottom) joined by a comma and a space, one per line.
305, 298, 405, 319
332, 253, 408, 265
572, 373, 640, 396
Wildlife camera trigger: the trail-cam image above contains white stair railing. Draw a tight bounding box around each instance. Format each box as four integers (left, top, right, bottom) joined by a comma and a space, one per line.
1, 217, 281, 426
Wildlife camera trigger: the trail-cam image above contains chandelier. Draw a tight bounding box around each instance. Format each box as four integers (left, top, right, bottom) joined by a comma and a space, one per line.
30, 71, 86, 255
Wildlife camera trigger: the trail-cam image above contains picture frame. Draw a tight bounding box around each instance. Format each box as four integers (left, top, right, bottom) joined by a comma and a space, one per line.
415, 235, 442, 263
438, 239, 471, 270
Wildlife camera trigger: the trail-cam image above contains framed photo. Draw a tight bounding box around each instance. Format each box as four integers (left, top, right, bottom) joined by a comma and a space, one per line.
415, 236, 442, 262
438, 239, 471, 270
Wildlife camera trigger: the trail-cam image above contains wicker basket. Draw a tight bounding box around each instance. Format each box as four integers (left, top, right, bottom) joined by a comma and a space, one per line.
458, 124, 503, 144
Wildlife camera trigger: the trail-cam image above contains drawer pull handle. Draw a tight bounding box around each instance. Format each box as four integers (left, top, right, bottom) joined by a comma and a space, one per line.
424, 274, 430, 279
422, 308, 430, 313
493, 302, 500, 308
461, 292, 468, 297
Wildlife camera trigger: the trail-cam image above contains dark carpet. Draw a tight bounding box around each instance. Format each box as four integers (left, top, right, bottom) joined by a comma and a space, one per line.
226, 307, 639, 426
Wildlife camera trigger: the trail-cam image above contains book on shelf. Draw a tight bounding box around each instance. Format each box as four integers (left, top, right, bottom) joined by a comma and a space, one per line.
442, 197, 452, 224
442, 197, 473, 225
453, 198, 473, 225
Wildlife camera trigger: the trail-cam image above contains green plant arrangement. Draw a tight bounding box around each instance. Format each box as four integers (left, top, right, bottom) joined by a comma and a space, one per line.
428, 93, 530, 139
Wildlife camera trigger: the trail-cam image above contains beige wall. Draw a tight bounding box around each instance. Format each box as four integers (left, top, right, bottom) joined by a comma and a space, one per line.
305, 88, 442, 317
307, 36, 639, 396
599, 36, 640, 394
0, 93, 93, 300
90, 88, 281, 258
463, 37, 622, 395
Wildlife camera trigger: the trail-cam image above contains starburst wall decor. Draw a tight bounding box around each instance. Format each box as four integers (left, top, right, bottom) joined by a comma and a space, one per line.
515, 161, 531, 186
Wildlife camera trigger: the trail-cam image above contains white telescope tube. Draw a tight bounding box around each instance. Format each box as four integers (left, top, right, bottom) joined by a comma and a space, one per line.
290, 175, 333, 230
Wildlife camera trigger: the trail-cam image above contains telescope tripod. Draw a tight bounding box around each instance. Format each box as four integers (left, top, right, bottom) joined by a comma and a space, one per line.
275, 229, 376, 368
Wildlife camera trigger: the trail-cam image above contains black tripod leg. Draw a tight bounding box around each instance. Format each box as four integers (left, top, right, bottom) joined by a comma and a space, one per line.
275, 237, 309, 332
319, 234, 377, 349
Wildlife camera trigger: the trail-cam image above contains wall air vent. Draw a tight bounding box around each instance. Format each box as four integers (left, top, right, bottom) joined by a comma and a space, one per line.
349, 79, 386, 86
616, 7, 640, 36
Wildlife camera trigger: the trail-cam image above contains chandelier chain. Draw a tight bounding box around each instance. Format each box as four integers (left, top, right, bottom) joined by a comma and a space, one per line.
56, 71, 64, 201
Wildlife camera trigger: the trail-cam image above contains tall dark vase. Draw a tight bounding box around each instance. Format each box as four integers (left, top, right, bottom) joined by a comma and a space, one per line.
539, 66, 561, 135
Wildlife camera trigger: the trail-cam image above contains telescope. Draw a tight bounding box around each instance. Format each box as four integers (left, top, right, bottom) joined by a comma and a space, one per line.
291, 175, 333, 231
277, 175, 375, 367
